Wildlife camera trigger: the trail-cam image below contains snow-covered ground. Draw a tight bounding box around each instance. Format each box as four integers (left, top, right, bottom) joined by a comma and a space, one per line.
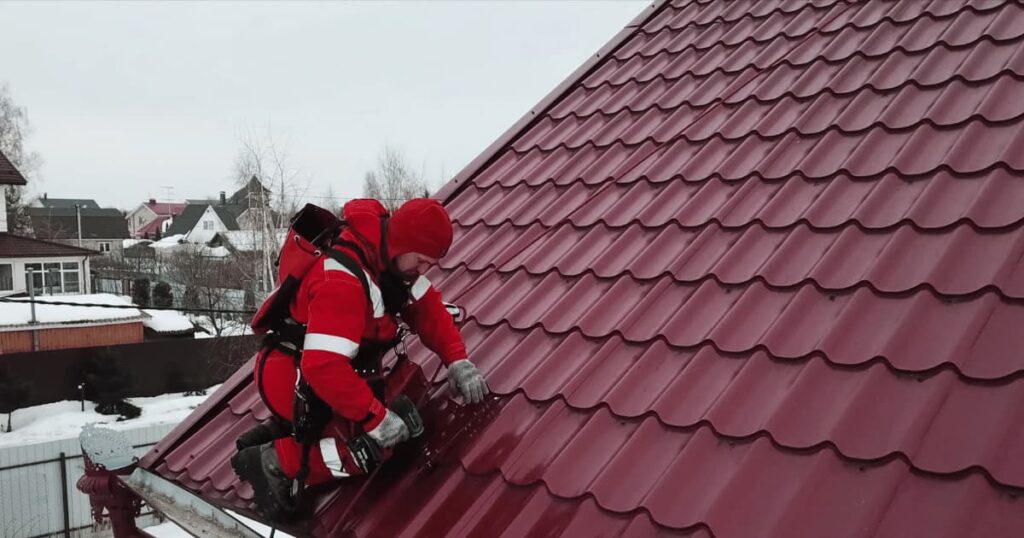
146, 511, 295, 538
0, 386, 220, 448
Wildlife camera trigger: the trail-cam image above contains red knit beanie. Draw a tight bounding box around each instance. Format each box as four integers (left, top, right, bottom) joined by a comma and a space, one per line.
387, 198, 453, 260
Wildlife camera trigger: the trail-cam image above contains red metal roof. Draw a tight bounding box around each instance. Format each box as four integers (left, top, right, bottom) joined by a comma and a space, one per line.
136, 215, 170, 237
146, 202, 188, 216
141, 1, 1024, 536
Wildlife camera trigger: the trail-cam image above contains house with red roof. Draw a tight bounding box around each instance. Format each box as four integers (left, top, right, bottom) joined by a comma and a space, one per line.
126, 199, 188, 239
87, 1, 1024, 536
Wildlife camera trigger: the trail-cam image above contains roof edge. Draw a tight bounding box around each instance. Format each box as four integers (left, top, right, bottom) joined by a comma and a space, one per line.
434, 0, 671, 204
0, 232, 100, 257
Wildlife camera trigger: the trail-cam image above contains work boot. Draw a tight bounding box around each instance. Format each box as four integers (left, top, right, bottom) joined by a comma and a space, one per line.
231, 442, 293, 522
236, 419, 291, 451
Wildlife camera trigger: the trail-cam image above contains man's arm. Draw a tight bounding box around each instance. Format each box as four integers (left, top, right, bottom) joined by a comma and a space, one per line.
401, 275, 467, 364
403, 275, 489, 404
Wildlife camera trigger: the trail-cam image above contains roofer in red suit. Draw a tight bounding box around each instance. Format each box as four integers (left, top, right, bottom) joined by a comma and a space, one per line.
232, 198, 488, 520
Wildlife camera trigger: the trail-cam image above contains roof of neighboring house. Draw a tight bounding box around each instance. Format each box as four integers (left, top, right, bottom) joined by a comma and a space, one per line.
165, 204, 244, 237
0, 151, 26, 185
213, 205, 242, 230
0, 294, 146, 330
164, 204, 209, 237
29, 207, 130, 240
140, 2, 1024, 537
0, 232, 96, 258
228, 176, 270, 206
136, 215, 170, 237
34, 198, 101, 209
143, 201, 188, 217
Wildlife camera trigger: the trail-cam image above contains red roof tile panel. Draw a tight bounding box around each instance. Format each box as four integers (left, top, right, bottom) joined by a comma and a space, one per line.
142, 0, 1024, 536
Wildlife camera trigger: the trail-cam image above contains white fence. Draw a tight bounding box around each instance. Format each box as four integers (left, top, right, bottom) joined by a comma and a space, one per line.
0, 423, 176, 538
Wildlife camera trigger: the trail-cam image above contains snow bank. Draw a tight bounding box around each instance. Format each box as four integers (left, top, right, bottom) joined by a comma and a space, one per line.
0, 386, 220, 449
142, 309, 194, 333
0, 293, 143, 326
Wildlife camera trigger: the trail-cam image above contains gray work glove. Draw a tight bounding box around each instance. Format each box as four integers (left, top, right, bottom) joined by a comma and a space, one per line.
366, 409, 410, 448
447, 359, 489, 404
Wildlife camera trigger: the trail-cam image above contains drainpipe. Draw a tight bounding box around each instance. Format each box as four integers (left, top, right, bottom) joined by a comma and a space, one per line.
76, 204, 83, 248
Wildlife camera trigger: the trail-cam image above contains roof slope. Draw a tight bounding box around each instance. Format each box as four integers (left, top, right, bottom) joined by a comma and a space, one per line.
0, 151, 26, 185
165, 204, 209, 236
141, 1, 1024, 536
144, 201, 188, 216
29, 208, 130, 240
0, 233, 97, 258
34, 198, 101, 209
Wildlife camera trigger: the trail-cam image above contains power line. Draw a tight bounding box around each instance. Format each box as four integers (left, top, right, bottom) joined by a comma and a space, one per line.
0, 297, 257, 316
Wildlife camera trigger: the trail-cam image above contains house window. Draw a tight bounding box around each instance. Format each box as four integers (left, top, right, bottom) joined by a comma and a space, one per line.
98, 242, 111, 253
0, 264, 12, 291
203, 220, 214, 230
24, 261, 81, 294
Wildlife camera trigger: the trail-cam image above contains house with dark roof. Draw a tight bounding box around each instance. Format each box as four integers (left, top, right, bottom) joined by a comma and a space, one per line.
40, 198, 100, 209
0, 231, 96, 297
29, 195, 101, 210
0, 150, 97, 297
28, 207, 130, 256
80, 1, 1024, 536
164, 202, 244, 243
126, 199, 188, 239
165, 178, 277, 244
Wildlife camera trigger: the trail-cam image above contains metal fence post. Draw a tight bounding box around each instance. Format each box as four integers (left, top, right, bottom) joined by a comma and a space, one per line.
59, 452, 70, 538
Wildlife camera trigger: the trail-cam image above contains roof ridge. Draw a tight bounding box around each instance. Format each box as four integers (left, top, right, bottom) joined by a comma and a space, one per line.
636, 0, 1012, 40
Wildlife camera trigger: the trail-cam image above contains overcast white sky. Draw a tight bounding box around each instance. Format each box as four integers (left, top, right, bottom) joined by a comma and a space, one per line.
0, 1, 644, 210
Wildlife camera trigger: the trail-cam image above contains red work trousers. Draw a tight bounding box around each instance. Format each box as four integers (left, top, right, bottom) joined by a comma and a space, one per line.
255, 349, 369, 485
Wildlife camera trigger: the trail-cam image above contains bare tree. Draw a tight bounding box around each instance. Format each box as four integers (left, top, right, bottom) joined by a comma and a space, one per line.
0, 84, 40, 233
232, 128, 307, 296
363, 146, 428, 213
164, 246, 243, 337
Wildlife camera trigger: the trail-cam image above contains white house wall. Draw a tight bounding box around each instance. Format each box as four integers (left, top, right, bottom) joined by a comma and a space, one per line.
184, 206, 229, 244
0, 199, 7, 233
0, 256, 91, 297
127, 205, 158, 237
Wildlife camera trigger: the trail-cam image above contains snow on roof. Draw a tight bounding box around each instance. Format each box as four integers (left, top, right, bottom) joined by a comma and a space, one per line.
217, 230, 287, 252
123, 239, 152, 248
151, 235, 186, 249
201, 246, 231, 258
142, 309, 195, 334
0, 294, 146, 328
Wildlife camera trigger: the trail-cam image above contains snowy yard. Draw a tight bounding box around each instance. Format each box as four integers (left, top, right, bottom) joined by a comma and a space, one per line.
0, 386, 220, 449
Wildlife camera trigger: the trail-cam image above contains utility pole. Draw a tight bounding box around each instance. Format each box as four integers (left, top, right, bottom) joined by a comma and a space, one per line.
26, 269, 39, 351
76, 203, 83, 248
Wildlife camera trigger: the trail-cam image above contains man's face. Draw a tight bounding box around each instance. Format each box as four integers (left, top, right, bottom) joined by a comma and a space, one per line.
393, 252, 438, 280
